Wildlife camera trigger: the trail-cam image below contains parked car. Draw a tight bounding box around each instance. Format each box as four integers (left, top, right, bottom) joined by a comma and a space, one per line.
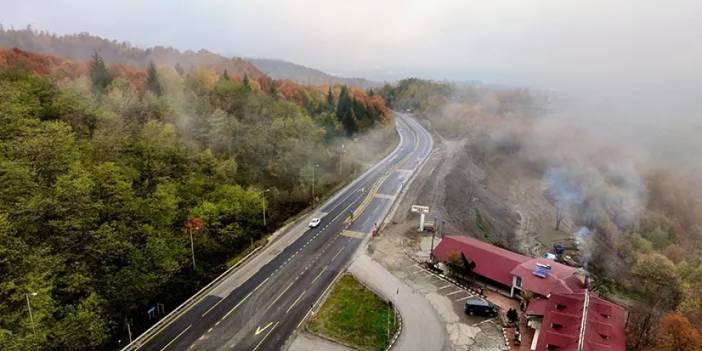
464, 297, 498, 317
309, 217, 321, 228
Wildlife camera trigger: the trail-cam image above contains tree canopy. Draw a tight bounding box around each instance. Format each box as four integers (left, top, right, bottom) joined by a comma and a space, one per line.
0, 48, 394, 350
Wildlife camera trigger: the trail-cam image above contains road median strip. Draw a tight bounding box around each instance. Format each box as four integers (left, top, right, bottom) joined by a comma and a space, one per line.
340, 230, 366, 239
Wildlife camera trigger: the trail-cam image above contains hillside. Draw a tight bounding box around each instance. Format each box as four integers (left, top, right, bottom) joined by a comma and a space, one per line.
250, 58, 381, 89
0, 47, 393, 350
0, 27, 265, 79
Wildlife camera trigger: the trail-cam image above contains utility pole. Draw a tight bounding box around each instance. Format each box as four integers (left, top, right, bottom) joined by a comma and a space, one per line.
312, 163, 319, 205
188, 226, 196, 270
184, 217, 203, 271
262, 188, 270, 227
26, 292, 37, 338
125, 318, 132, 343
339, 144, 345, 176
430, 226, 436, 261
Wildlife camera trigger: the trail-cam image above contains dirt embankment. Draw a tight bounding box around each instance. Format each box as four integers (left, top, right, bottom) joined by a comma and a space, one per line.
392, 125, 572, 258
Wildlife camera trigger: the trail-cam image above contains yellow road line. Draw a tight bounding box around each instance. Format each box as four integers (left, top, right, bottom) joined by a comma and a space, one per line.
331, 195, 363, 222
286, 290, 306, 314
159, 324, 191, 351
340, 230, 366, 239
252, 321, 279, 351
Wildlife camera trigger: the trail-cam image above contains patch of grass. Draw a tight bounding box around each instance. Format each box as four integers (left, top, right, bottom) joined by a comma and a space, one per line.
308, 274, 398, 351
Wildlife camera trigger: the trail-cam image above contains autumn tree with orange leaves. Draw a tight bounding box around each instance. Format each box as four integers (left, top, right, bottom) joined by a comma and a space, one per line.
0, 46, 395, 350
649, 313, 702, 351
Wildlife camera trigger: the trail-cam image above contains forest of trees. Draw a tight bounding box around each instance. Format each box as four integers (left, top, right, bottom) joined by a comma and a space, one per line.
380, 78, 702, 351
0, 48, 392, 350
0, 26, 265, 80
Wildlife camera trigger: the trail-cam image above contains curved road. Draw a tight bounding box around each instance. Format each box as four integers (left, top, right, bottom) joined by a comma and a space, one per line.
126, 113, 432, 351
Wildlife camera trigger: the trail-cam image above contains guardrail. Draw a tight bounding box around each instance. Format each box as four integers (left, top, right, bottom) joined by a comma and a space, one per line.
122, 116, 408, 351
298, 113, 433, 350
121, 239, 267, 350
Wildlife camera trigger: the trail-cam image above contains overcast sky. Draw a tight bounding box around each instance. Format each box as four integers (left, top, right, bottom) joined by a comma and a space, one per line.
1, 0, 701, 94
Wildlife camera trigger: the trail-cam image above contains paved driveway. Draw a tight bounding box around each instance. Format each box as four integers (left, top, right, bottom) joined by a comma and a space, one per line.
349, 254, 447, 351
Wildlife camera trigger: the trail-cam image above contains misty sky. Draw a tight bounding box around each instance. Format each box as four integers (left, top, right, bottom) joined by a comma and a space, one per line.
2, 0, 701, 98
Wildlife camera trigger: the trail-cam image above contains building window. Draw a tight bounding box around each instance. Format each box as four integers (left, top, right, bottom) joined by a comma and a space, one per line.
551, 323, 562, 330
515, 276, 522, 287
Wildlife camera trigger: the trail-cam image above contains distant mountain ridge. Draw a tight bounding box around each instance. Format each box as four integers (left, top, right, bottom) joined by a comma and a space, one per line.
249, 58, 382, 89
0, 28, 265, 79
0, 27, 384, 89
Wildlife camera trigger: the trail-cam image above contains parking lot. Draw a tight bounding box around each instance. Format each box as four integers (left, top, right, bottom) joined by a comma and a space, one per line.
389, 257, 507, 351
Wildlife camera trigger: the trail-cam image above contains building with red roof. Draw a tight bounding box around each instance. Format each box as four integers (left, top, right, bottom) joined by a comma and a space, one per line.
432, 235, 529, 288
431, 235, 584, 298
535, 291, 626, 351
510, 257, 586, 297
432, 235, 626, 351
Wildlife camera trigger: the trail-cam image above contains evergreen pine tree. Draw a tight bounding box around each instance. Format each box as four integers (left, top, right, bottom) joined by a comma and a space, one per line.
243, 74, 251, 90
336, 86, 350, 120
221, 69, 230, 81
270, 81, 277, 97
342, 108, 358, 135
326, 86, 335, 111
146, 62, 163, 96
89, 51, 112, 95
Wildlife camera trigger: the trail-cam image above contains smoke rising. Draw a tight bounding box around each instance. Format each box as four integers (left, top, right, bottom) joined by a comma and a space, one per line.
573, 226, 594, 268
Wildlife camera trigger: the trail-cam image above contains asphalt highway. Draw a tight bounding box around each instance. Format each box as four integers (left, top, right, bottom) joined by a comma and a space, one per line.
130, 112, 432, 351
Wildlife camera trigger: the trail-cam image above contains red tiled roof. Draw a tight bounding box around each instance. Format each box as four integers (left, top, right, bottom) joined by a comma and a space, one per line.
526, 298, 550, 316
535, 291, 626, 351
432, 235, 584, 295
432, 235, 529, 286
510, 258, 584, 296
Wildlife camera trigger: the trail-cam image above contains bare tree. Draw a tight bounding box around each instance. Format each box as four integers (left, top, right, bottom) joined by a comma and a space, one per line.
555, 207, 564, 231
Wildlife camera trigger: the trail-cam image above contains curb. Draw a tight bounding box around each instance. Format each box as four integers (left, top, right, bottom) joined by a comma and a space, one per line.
346, 273, 403, 351
402, 248, 486, 299
502, 327, 511, 349
123, 242, 265, 350
304, 273, 403, 351
379, 114, 434, 233
291, 114, 430, 350
385, 308, 403, 351
124, 118, 405, 351
404, 249, 511, 351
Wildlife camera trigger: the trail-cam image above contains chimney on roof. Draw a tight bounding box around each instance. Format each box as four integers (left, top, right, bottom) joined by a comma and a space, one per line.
584, 275, 590, 290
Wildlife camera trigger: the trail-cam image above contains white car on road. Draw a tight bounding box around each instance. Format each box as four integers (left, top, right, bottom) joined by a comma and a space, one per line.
309, 217, 321, 228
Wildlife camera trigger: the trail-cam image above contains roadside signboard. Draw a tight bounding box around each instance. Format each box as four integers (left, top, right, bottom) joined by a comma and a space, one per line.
411, 205, 430, 231
411, 205, 429, 214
